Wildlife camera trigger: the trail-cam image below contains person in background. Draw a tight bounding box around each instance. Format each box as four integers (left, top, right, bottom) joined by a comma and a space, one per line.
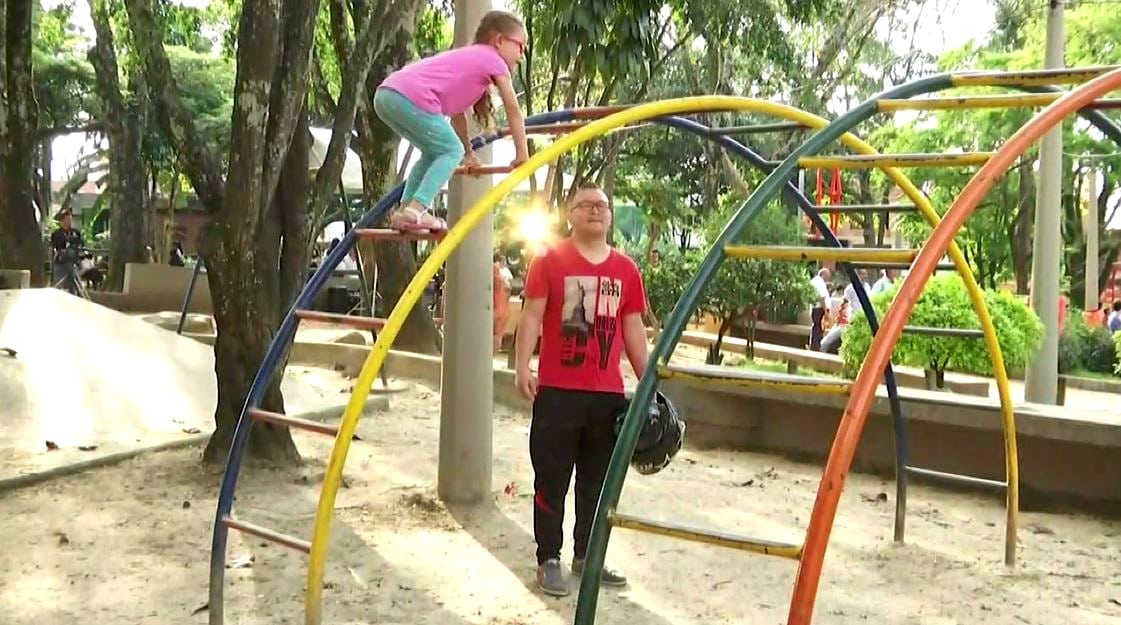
821, 298, 850, 354
871, 268, 897, 296
169, 240, 186, 267
493, 254, 513, 352
843, 269, 871, 311
1108, 301, 1121, 333
808, 267, 831, 351
50, 210, 84, 294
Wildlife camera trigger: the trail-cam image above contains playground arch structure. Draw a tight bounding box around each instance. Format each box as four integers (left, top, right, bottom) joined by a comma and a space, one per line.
203, 65, 1121, 625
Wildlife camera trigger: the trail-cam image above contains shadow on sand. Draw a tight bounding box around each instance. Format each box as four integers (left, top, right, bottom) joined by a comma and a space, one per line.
448, 500, 678, 625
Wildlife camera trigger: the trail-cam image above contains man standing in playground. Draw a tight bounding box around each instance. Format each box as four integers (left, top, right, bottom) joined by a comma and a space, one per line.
515, 183, 650, 596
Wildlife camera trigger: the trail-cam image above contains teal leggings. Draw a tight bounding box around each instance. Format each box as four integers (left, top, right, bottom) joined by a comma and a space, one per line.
373, 88, 465, 210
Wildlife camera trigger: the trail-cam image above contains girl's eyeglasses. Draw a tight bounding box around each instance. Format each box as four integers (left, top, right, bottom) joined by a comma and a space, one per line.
506, 36, 526, 55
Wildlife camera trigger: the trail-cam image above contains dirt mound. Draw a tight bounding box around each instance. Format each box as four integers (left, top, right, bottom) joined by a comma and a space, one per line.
0, 289, 350, 483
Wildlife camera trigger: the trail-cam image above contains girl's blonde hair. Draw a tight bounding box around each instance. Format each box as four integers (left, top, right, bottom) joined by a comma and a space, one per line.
472, 10, 524, 128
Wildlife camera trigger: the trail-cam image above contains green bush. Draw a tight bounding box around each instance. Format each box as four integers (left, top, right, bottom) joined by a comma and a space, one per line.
1058, 328, 1081, 374
1113, 331, 1121, 376
641, 248, 698, 325
1081, 327, 1116, 373
982, 289, 1045, 376
1062, 314, 1117, 375
840, 275, 1043, 378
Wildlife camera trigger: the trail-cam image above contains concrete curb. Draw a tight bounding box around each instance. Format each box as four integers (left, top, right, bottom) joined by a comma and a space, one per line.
0, 396, 388, 493
1062, 373, 1121, 394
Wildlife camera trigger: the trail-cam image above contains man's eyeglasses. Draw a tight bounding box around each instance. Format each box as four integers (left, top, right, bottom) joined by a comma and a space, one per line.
573, 201, 610, 212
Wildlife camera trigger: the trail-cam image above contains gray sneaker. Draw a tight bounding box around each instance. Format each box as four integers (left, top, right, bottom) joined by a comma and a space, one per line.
571, 557, 627, 587
536, 558, 569, 596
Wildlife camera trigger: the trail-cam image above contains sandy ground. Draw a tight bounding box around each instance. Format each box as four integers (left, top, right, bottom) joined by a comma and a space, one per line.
1, 380, 1120, 625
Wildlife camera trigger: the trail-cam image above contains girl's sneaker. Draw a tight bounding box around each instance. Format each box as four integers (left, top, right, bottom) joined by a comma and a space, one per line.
390, 205, 448, 233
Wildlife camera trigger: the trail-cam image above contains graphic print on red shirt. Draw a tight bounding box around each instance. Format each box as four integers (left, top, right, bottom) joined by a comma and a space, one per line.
523, 240, 646, 394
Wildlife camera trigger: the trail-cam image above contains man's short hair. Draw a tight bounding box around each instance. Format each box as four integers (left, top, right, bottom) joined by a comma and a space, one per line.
567, 181, 608, 207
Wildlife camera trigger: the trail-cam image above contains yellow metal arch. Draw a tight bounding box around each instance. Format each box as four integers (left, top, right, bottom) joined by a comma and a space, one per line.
866, 145, 1020, 567
301, 95, 1018, 623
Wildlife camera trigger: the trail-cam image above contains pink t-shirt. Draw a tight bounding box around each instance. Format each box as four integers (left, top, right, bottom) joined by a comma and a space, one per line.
380, 44, 510, 117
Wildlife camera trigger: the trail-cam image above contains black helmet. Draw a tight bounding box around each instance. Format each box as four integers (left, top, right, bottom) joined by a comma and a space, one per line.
615, 391, 685, 475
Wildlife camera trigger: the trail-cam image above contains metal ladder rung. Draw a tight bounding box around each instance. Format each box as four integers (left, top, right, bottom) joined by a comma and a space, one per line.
810, 204, 917, 213
951, 65, 1119, 87
847, 261, 955, 272
568, 104, 734, 120
248, 408, 339, 437
354, 228, 446, 242
725, 245, 920, 264
608, 511, 802, 560
294, 309, 386, 331
879, 94, 1121, 112
879, 94, 1062, 111
902, 326, 985, 338
492, 122, 651, 139
524, 122, 587, 135
454, 164, 513, 175
222, 515, 311, 553
904, 466, 1006, 491
658, 363, 849, 395
709, 121, 809, 135
797, 153, 993, 170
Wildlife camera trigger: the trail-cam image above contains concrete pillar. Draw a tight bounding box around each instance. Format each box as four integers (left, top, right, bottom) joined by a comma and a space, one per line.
438, 0, 495, 504
1085, 166, 1098, 311
1025, 0, 1064, 405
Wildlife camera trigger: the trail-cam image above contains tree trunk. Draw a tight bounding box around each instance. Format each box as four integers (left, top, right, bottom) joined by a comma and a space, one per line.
201, 215, 298, 462
1012, 158, 1034, 294
707, 316, 731, 365
125, 0, 305, 464
128, 0, 426, 464
200, 0, 308, 465
89, 0, 148, 291
279, 110, 311, 312
745, 314, 756, 360
0, 0, 47, 284
35, 140, 51, 222
58, 155, 95, 215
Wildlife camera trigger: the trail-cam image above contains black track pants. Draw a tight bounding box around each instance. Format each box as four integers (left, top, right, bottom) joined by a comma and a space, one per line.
530, 386, 627, 565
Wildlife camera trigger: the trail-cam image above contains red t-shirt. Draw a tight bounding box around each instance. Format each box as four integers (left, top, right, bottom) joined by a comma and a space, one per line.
523, 239, 647, 393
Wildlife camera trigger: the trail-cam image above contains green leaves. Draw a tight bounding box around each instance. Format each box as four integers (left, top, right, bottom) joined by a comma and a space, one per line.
641, 247, 696, 323
700, 201, 816, 328
33, 1, 96, 128
840, 275, 1043, 377
413, 4, 451, 58
518, 0, 661, 96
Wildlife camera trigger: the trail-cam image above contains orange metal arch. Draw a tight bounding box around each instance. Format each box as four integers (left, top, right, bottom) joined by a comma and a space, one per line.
787, 66, 1121, 625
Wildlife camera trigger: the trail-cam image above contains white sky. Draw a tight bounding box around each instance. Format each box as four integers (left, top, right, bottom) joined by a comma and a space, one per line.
900, 0, 997, 58
51, 0, 999, 182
